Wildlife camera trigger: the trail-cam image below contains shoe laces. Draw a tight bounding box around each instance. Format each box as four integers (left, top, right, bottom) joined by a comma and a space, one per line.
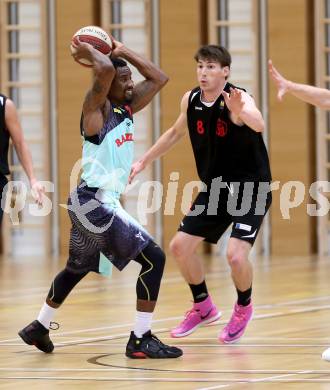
149, 333, 167, 348
150, 333, 160, 343
229, 305, 247, 327
49, 322, 60, 331
183, 307, 199, 321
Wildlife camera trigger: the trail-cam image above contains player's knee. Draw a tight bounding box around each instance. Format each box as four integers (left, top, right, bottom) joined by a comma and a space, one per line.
169, 237, 186, 259
135, 242, 166, 273
155, 245, 166, 271
227, 249, 246, 269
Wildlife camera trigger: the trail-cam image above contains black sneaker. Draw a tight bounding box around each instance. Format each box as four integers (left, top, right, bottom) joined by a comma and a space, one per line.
126, 330, 183, 359
18, 320, 58, 353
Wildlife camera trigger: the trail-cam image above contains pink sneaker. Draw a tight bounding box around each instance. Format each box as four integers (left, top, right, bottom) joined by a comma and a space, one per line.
219, 302, 253, 344
170, 296, 221, 338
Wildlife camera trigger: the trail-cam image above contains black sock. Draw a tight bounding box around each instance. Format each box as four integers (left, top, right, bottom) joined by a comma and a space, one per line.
189, 280, 209, 303
236, 286, 252, 306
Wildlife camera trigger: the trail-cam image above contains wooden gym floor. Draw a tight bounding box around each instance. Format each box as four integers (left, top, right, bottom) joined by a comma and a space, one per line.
1, 253, 330, 389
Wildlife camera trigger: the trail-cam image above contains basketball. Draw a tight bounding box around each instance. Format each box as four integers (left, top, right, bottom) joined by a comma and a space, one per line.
70, 26, 112, 67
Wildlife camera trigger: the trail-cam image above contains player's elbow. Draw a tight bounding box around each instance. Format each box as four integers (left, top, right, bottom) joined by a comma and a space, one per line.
255, 119, 265, 132
104, 62, 115, 75
97, 61, 114, 76
12, 137, 25, 153
158, 71, 169, 87
249, 112, 264, 132
170, 126, 185, 142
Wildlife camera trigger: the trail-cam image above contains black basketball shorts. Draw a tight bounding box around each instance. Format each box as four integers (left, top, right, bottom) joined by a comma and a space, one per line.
178, 181, 272, 245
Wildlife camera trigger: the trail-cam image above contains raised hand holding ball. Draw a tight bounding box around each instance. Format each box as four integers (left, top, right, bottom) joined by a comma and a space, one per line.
70, 26, 112, 67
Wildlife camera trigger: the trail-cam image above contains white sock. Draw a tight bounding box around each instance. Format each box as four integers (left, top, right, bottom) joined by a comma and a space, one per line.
37, 302, 57, 329
133, 311, 153, 338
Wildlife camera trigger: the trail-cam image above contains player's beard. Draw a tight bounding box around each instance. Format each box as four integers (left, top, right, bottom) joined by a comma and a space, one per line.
125, 89, 133, 102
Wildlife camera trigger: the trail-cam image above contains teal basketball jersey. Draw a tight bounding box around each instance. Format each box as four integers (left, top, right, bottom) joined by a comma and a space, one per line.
80, 104, 134, 202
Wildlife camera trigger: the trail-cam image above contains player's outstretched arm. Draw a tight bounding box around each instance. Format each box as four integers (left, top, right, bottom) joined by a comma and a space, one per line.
129, 92, 190, 183
72, 37, 115, 136
5, 99, 44, 205
269, 59, 330, 109
111, 38, 168, 113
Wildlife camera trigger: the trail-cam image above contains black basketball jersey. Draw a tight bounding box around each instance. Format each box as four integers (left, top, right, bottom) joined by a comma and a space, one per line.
0, 94, 10, 175
186, 82, 271, 185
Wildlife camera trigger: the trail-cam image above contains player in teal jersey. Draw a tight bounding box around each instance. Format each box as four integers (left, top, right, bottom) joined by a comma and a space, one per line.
18, 37, 182, 359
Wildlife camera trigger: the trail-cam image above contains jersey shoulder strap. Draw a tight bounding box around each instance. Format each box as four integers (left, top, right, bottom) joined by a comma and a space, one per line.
225, 82, 246, 93
0, 94, 7, 130
188, 87, 201, 106
0, 94, 6, 107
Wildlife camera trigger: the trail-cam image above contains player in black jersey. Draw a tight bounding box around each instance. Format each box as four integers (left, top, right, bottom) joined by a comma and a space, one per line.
0, 95, 44, 223
130, 45, 272, 343
268, 60, 330, 361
